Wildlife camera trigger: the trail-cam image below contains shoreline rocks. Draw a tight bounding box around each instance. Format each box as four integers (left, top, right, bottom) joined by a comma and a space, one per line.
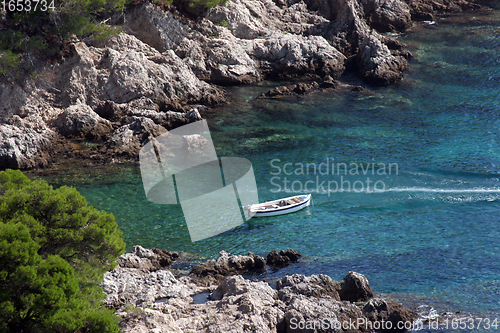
190, 250, 267, 285
0, 0, 487, 170
104, 246, 419, 332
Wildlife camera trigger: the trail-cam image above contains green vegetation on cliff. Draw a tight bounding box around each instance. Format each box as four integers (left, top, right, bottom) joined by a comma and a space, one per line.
0, 0, 228, 76
0, 169, 125, 333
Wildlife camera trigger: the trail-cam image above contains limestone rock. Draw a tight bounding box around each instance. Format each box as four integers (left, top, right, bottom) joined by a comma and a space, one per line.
281, 295, 366, 332
0, 81, 61, 170
404, 0, 481, 21
361, 0, 412, 32
276, 274, 341, 303
261, 82, 320, 98
105, 247, 418, 333
249, 33, 346, 77
104, 116, 167, 157
118, 275, 284, 333
55, 34, 224, 110
190, 251, 267, 286
357, 32, 409, 85
267, 249, 303, 267
57, 104, 113, 139
126, 106, 203, 129
117, 245, 179, 271
123, 3, 190, 53
339, 271, 375, 302
102, 266, 203, 308
0, 124, 55, 169
363, 298, 419, 332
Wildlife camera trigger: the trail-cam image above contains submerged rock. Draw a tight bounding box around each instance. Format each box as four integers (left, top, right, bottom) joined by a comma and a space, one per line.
267, 249, 303, 267
261, 82, 321, 98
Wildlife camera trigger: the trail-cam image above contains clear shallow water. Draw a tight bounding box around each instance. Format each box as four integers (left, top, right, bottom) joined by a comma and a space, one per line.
33, 8, 500, 326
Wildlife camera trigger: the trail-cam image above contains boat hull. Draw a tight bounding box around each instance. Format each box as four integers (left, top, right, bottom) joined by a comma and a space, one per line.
249, 194, 311, 217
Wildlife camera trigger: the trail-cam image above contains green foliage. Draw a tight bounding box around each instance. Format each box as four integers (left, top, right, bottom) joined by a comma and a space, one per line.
0, 0, 131, 76
0, 50, 20, 77
0, 170, 125, 333
174, 0, 228, 17
0, 0, 230, 76
215, 19, 229, 28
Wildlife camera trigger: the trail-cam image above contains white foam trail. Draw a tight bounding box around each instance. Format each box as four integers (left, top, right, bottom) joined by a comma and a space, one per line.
379, 187, 500, 193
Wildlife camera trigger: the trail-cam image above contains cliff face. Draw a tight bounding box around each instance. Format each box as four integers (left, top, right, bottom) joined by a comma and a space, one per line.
0, 0, 484, 170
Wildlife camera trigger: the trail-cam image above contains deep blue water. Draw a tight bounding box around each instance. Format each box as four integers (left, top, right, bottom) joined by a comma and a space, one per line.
34, 8, 500, 330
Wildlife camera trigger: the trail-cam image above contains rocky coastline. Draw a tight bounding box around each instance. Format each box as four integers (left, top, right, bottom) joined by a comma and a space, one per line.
103, 245, 419, 332
0, 0, 490, 170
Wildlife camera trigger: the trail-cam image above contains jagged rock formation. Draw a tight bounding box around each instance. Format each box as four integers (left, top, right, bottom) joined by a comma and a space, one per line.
190, 250, 267, 285
0, 0, 484, 169
104, 247, 419, 333
405, 0, 481, 21
267, 249, 303, 267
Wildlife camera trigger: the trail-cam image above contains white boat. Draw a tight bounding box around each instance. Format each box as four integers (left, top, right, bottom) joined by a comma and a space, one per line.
246, 194, 312, 217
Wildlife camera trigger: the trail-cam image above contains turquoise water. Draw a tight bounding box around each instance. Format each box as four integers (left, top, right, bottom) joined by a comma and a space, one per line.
35, 8, 500, 328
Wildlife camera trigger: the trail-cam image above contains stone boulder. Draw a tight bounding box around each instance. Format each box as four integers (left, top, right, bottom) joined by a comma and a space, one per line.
123, 3, 190, 53
117, 245, 179, 271
261, 82, 320, 98
311, 0, 410, 85
276, 274, 341, 303
281, 295, 366, 333
190, 251, 267, 286
267, 249, 303, 267
205, 0, 328, 39
118, 275, 285, 333
0, 81, 62, 170
57, 104, 114, 140
126, 106, 203, 129
403, 0, 481, 21
102, 266, 204, 309
203, 38, 261, 84
357, 32, 409, 85
104, 116, 167, 157
0, 123, 56, 169
363, 298, 419, 332
361, 0, 412, 32
55, 34, 225, 110
249, 33, 346, 78
339, 271, 374, 302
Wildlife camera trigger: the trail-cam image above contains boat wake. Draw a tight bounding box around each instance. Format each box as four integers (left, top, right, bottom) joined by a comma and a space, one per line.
380, 187, 500, 193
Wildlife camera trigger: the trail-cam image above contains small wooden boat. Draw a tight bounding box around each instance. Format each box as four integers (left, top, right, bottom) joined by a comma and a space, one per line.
246, 194, 312, 217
